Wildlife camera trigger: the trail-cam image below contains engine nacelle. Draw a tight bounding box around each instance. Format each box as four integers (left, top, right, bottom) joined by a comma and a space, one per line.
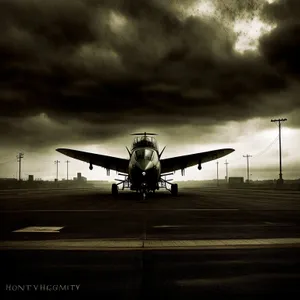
198, 161, 202, 170
89, 163, 93, 170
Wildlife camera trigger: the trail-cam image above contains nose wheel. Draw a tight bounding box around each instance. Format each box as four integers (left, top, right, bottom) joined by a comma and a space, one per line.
171, 183, 178, 196
112, 183, 118, 197
139, 189, 147, 201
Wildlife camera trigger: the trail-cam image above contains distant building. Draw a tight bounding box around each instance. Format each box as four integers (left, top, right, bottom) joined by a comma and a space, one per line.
73, 173, 87, 182
228, 177, 244, 184
0, 178, 18, 182
28, 175, 34, 182
214, 179, 226, 184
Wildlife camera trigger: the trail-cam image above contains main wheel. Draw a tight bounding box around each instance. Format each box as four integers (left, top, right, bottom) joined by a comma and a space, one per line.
112, 183, 118, 197
171, 183, 178, 196
139, 190, 147, 201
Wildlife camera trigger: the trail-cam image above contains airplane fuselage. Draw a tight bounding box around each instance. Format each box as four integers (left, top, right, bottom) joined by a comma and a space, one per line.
128, 147, 161, 191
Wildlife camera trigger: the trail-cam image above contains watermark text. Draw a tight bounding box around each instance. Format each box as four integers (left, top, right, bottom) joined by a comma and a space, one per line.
6, 284, 80, 292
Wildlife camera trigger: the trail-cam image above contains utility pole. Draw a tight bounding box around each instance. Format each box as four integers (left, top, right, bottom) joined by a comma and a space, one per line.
54, 160, 60, 181
224, 160, 229, 183
216, 161, 219, 186
243, 155, 252, 183
66, 160, 70, 181
16, 153, 24, 181
271, 118, 287, 185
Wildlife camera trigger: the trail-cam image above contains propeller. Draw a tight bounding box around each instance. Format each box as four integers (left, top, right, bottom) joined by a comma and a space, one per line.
131, 132, 157, 136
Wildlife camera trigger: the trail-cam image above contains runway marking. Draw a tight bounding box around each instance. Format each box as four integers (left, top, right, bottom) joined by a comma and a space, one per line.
1, 238, 300, 250
2, 209, 240, 213
153, 223, 296, 228
13, 226, 64, 233
144, 238, 300, 248
153, 225, 189, 228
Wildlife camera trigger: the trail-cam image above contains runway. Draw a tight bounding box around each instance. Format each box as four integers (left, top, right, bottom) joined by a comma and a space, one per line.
1, 183, 300, 297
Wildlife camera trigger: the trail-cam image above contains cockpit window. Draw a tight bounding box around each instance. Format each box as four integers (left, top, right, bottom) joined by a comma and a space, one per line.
131, 136, 158, 151
135, 149, 154, 160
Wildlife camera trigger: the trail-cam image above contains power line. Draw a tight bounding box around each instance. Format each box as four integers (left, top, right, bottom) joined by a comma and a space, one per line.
252, 134, 279, 158
0, 158, 15, 165
271, 118, 287, 184
16, 153, 24, 181
0, 154, 14, 161
223, 130, 280, 165
243, 154, 252, 183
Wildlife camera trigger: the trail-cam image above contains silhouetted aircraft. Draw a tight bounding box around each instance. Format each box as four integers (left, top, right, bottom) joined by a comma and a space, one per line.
56, 132, 234, 200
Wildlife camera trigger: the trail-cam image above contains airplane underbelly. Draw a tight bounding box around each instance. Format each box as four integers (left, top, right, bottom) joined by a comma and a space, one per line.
129, 165, 160, 189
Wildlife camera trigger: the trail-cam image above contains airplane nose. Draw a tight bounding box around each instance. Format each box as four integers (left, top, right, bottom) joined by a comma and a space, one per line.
137, 159, 153, 171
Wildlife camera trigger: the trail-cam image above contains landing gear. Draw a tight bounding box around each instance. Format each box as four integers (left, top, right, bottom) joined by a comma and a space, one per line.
171, 183, 178, 196
112, 183, 118, 197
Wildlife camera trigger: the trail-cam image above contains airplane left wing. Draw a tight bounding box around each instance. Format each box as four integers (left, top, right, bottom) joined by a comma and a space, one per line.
56, 148, 129, 173
160, 148, 235, 174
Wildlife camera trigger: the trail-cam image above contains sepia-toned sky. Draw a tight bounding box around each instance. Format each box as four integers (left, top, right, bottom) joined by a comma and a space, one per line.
0, 0, 299, 181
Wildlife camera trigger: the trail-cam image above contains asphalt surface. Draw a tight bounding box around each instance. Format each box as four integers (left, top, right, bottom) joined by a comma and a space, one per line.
1, 183, 300, 298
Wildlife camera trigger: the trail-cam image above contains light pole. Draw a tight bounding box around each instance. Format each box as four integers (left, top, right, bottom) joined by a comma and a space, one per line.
54, 160, 60, 181
216, 161, 219, 186
271, 118, 287, 185
224, 160, 228, 183
243, 155, 252, 183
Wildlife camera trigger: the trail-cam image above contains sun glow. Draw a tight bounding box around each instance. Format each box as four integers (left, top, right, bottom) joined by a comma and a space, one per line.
109, 11, 128, 33
233, 16, 276, 53
180, 1, 277, 54
187, 1, 216, 18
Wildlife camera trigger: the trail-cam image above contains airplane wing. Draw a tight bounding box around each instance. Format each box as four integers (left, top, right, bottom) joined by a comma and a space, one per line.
160, 148, 235, 174
56, 148, 129, 173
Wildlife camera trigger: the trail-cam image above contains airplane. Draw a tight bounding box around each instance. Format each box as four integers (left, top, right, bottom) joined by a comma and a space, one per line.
56, 132, 234, 200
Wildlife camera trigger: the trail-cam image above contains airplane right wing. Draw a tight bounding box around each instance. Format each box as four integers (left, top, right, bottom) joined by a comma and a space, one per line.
56, 148, 129, 173
160, 148, 235, 174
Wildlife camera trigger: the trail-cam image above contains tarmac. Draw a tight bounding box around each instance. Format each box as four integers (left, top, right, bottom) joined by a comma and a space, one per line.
1, 183, 300, 298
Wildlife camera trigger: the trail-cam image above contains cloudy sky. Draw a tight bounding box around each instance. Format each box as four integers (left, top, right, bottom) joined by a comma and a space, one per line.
0, 0, 299, 181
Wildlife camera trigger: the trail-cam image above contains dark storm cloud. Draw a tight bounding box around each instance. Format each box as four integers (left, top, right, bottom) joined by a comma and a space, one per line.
285, 108, 300, 128
261, 0, 300, 23
260, 0, 300, 79
0, 114, 141, 149
0, 0, 299, 147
